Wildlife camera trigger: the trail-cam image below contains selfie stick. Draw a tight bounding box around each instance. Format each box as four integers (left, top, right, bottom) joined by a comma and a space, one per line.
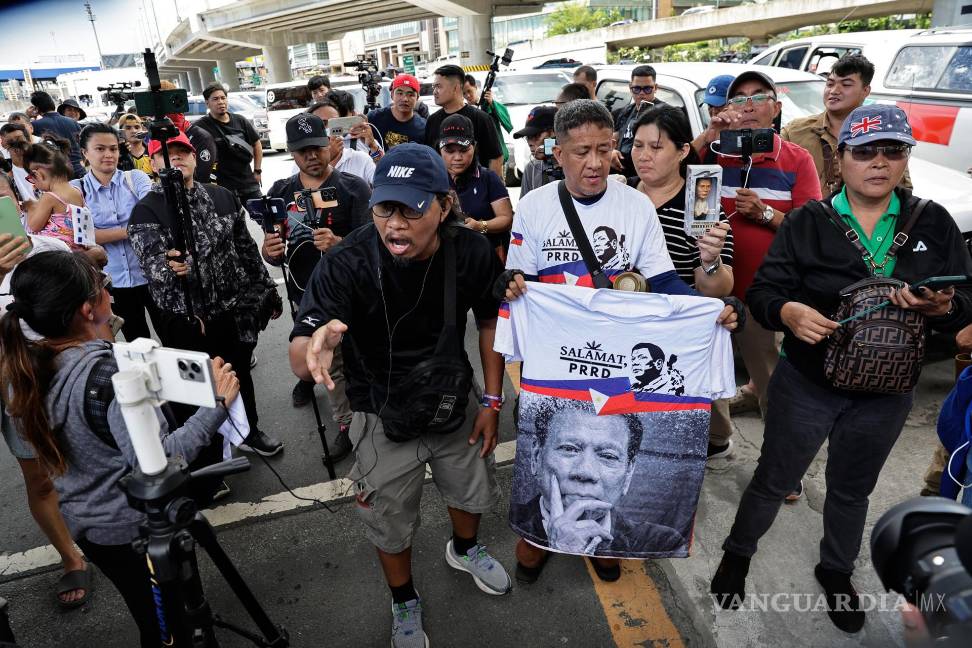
479, 48, 513, 110
113, 338, 290, 647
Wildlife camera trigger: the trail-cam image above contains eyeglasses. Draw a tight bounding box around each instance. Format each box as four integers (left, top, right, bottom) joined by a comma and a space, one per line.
630, 85, 655, 95
372, 201, 427, 220
726, 93, 776, 107
846, 143, 911, 162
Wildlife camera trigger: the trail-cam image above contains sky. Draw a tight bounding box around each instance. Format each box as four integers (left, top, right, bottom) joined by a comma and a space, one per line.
0, 0, 189, 66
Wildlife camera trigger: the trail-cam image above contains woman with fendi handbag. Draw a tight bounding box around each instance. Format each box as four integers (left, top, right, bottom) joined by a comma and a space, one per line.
709, 105, 972, 633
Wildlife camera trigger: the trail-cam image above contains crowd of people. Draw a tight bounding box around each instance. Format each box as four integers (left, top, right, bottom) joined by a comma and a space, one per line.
1, 53, 970, 648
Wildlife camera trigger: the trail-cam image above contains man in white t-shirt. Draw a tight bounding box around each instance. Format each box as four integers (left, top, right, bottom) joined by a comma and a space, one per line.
500, 99, 739, 582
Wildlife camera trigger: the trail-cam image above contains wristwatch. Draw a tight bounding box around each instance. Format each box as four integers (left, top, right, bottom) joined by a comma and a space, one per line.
702, 257, 722, 276
760, 204, 775, 225
253, 168, 262, 174
479, 220, 489, 234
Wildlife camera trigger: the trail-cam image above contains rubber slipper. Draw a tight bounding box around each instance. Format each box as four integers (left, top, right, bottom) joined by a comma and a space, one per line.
785, 480, 805, 504
55, 566, 94, 609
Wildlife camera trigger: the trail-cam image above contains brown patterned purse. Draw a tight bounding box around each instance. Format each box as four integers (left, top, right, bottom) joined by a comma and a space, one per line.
813, 198, 930, 394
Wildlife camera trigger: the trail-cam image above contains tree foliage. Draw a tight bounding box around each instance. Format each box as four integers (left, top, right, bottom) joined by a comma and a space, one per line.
546, 2, 624, 36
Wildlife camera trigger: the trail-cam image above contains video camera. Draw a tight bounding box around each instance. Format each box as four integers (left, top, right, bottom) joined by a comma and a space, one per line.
479, 48, 514, 111
346, 54, 383, 113
871, 497, 972, 647
97, 81, 141, 114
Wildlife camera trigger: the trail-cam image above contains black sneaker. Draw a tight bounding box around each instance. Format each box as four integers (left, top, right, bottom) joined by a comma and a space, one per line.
710, 550, 750, 610
815, 564, 865, 633
239, 429, 283, 457
328, 424, 352, 463
292, 380, 313, 408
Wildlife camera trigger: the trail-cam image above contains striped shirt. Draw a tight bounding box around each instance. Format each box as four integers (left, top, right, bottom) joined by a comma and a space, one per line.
629, 179, 734, 287
716, 134, 821, 301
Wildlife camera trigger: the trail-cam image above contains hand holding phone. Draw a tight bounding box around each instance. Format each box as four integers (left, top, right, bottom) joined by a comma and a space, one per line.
908, 275, 968, 294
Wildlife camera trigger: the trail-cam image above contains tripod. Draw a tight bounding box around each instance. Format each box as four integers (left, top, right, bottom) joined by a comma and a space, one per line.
256, 196, 337, 480
120, 458, 290, 647
112, 344, 289, 648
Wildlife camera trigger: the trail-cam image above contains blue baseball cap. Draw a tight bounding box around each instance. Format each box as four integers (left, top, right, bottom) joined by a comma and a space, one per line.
701, 75, 734, 107
838, 105, 917, 148
369, 143, 450, 213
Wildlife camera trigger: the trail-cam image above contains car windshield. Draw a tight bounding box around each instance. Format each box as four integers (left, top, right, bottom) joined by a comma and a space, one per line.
696, 79, 826, 128
490, 74, 570, 105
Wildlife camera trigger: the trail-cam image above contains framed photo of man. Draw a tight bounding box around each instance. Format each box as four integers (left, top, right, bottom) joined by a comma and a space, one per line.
684, 165, 722, 238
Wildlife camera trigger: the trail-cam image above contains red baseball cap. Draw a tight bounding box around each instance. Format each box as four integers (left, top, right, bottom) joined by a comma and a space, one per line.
148, 131, 195, 157
391, 74, 420, 93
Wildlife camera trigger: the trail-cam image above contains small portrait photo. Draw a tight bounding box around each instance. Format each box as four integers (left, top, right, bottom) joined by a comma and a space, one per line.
510, 395, 706, 559
684, 165, 723, 238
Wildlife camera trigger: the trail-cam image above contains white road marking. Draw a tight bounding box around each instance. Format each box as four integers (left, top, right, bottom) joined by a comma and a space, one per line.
0, 440, 518, 578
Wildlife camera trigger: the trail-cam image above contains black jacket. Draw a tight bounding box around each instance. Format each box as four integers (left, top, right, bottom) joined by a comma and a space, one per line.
747, 189, 972, 386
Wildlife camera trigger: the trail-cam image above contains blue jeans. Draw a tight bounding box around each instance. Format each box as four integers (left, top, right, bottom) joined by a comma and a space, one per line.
723, 359, 913, 574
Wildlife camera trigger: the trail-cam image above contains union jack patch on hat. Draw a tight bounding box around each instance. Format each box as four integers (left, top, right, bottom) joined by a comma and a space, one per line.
838, 104, 917, 148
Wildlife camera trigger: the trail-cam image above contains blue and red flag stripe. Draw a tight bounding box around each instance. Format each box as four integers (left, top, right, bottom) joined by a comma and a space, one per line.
521, 377, 711, 414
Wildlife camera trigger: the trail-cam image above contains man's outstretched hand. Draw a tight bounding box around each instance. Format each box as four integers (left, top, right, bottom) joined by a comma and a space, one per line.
306, 319, 348, 389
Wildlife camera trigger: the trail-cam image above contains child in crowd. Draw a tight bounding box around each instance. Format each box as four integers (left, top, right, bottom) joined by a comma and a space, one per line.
24, 136, 85, 248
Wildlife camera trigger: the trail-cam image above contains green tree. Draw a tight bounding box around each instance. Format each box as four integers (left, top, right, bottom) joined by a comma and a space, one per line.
546, 2, 624, 36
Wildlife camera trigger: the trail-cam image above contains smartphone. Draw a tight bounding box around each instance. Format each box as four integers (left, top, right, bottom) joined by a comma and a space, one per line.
294, 189, 338, 213
908, 275, 969, 293
245, 197, 288, 234
719, 128, 775, 156
327, 115, 365, 138
543, 137, 556, 156
113, 340, 217, 408
0, 196, 31, 252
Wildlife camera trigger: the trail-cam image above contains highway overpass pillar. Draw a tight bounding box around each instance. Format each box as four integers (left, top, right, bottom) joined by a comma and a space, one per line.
457, 14, 492, 67
177, 72, 190, 91
263, 45, 292, 84
217, 58, 240, 91
188, 68, 203, 95
933, 0, 972, 26
198, 64, 217, 87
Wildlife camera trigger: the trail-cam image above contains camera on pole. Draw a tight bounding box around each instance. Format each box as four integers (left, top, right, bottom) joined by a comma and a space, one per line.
478, 48, 513, 110
97, 80, 142, 115
345, 54, 383, 114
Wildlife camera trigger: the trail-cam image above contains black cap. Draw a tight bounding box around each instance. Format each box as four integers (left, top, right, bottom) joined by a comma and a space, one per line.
437, 113, 475, 149
514, 105, 557, 139
57, 99, 87, 120
286, 113, 329, 152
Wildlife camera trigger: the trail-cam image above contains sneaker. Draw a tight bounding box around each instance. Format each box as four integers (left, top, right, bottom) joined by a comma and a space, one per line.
785, 480, 804, 503
444, 540, 512, 596
728, 386, 759, 416
212, 480, 231, 502
707, 438, 734, 461
710, 551, 750, 610
815, 564, 865, 633
249, 354, 258, 369
329, 424, 352, 462
238, 428, 283, 457
292, 380, 313, 408
390, 597, 429, 648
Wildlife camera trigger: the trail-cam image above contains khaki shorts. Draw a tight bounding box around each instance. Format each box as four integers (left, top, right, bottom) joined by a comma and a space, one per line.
348, 400, 499, 554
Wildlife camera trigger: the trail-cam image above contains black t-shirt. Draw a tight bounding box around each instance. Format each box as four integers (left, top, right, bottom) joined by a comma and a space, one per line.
266, 170, 372, 303
453, 166, 510, 250
613, 100, 667, 177
290, 224, 503, 412
195, 113, 260, 191
367, 106, 427, 149
424, 104, 503, 169
187, 123, 219, 184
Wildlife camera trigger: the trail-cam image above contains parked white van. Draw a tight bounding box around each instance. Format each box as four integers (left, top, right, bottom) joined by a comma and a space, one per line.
751, 28, 972, 174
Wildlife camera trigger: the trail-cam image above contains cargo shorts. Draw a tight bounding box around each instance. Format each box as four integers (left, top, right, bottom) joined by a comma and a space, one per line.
348, 399, 500, 554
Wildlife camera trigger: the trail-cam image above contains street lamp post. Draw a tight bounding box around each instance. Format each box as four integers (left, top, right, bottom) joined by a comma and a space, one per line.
84, 1, 105, 70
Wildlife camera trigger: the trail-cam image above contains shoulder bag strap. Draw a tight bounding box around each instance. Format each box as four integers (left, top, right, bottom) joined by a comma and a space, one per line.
123, 170, 138, 199
557, 181, 612, 289
885, 197, 929, 260
82, 356, 119, 451
816, 199, 870, 259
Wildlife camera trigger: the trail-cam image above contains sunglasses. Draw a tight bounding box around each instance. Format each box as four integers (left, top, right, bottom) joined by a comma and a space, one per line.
630, 85, 655, 95
372, 201, 427, 220
726, 93, 776, 107
846, 143, 911, 162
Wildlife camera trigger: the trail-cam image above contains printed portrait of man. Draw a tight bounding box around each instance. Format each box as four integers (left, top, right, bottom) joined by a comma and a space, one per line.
510, 400, 684, 556
591, 225, 629, 270
693, 177, 713, 220
631, 342, 685, 396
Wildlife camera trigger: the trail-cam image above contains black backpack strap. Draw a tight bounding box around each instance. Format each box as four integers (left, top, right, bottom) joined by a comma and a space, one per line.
83, 356, 119, 451
557, 181, 611, 289
437, 228, 462, 356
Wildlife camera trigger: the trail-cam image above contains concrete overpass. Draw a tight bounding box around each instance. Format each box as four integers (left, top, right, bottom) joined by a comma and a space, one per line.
505, 0, 934, 67
156, 0, 541, 92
